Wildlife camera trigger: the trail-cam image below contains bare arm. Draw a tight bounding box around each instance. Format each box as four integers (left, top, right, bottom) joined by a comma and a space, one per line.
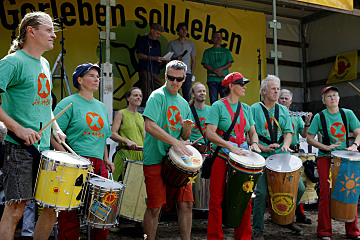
179, 115, 193, 141
300, 112, 313, 138
191, 56, 196, 78
104, 145, 115, 173
307, 133, 341, 151
137, 53, 163, 63
51, 110, 66, 144
110, 110, 139, 149
248, 125, 261, 152
202, 62, 215, 72
346, 127, 360, 151
281, 132, 294, 152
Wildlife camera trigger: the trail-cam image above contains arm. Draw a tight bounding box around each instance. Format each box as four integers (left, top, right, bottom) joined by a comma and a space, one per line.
145, 117, 192, 156
202, 62, 215, 72
307, 133, 341, 151
248, 125, 261, 152
206, 123, 248, 155
110, 110, 139, 149
51, 110, 66, 144
190, 56, 196, 78
300, 112, 313, 138
50, 134, 66, 152
179, 115, 193, 141
213, 61, 232, 77
103, 145, 115, 173
137, 53, 163, 63
346, 127, 360, 151
281, 132, 294, 152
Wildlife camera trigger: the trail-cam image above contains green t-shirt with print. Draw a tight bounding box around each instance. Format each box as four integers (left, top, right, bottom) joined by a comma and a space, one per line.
308, 108, 360, 158
206, 100, 254, 154
189, 104, 210, 145
54, 94, 111, 160
143, 86, 192, 165
290, 115, 305, 146
251, 102, 293, 158
201, 47, 234, 83
0, 50, 52, 151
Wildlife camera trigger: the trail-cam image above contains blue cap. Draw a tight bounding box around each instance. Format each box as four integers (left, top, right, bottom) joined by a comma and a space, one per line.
72, 63, 101, 89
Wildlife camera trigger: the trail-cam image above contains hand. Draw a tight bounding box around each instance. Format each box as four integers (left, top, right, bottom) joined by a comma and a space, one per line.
346, 144, 359, 152
281, 145, 294, 152
213, 68, 224, 77
305, 112, 313, 125
262, 143, 280, 152
173, 140, 192, 156
105, 159, 115, 173
177, 56, 183, 61
326, 142, 341, 151
250, 143, 261, 153
52, 128, 66, 144
157, 56, 164, 62
179, 115, 194, 133
15, 126, 41, 146
126, 139, 138, 150
230, 146, 249, 156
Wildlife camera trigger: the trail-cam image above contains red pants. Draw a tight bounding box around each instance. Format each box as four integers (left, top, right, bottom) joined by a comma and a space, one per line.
317, 157, 360, 238
207, 156, 252, 240
58, 156, 110, 240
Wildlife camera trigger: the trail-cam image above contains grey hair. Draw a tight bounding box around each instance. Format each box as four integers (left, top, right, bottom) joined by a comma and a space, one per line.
260, 75, 281, 98
8, 12, 53, 54
279, 89, 293, 100
165, 60, 187, 76
189, 82, 205, 105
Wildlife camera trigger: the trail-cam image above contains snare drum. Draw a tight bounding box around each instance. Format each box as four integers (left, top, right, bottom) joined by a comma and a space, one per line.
293, 153, 318, 204
266, 154, 302, 225
331, 150, 360, 222
82, 176, 124, 229
162, 145, 203, 188
223, 151, 265, 227
118, 159, 147, 222
193, 154, 210, 211
34, 151, 91, 210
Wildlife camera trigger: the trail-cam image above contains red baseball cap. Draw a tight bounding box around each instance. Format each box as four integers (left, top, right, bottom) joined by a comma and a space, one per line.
222, 72, 250, 87
321, 86, 338, 96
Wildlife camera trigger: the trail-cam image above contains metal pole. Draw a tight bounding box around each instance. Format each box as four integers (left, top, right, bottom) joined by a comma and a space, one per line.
273, 0, 279, 77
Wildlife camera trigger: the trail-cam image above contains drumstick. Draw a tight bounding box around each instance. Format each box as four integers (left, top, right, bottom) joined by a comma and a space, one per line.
61, 141, 81, 159
38, 103, 72, 134
191, 136, 204, 146
347, 82, 360, 96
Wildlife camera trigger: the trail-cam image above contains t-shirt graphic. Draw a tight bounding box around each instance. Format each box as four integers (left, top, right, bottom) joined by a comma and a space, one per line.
331, 122, 346, 138
86, 112, 104, 131
167, 106, 180, 126
33, 73, 51, 106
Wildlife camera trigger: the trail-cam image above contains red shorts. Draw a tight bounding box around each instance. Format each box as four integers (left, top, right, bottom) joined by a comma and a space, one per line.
143, 163, 194, 209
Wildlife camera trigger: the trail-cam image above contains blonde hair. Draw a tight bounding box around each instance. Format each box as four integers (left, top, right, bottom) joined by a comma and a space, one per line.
8, 12, 52, 54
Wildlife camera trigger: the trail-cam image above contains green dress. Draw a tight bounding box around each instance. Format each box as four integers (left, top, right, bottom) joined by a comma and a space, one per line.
113, 109, 144, 181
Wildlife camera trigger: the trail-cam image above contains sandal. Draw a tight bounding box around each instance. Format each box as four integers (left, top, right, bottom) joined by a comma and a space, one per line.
318, 236, 331, 240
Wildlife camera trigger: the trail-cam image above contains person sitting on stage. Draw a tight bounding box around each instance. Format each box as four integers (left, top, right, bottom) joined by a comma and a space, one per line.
251, 75, 305, 240
279, 89, 313, 225
51, 63, 115, 240
111, 87, 144, 182
307, 86, 360, 240
205, 72, 261, 240
189, 82, 211, 153
0, 11, 66, 240
142, 60, 194, 240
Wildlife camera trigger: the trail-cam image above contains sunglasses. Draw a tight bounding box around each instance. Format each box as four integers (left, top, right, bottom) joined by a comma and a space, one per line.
167, 75, 185, 82
232, 82, 246, 87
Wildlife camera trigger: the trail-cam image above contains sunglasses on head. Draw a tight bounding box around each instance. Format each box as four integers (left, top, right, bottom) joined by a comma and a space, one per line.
167, 75, 185, 82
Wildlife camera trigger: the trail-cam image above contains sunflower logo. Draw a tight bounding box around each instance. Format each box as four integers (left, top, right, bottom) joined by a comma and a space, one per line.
338, 172, 360, 196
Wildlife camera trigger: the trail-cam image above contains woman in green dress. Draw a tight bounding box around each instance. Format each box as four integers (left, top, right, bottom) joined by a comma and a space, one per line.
111, 87, 145, 181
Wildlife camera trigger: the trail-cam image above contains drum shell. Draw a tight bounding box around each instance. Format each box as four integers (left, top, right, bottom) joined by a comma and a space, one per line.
193, 155, 210, 211
118, 160, 147, 222
34, 151, 91, 210
266, 168, 301, 225
82, 178, 124, 229
330, 156, 357, 222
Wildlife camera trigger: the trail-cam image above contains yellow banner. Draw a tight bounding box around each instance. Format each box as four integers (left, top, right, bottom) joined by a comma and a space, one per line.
296, 0, 353, 11
327, 51, 358, 84
0, 0, 266, 110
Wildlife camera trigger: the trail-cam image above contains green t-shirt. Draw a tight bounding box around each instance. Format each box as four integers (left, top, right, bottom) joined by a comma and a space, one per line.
189, 104, 210, 145
206, 100, 254, 153
308, 108, 360, 158
251, 102, 293, 158
290, 115, 305, 146
143, 86, 192, 165
54, 94, 111, 160
201, 47, 234, 83
0, 50, 52, 151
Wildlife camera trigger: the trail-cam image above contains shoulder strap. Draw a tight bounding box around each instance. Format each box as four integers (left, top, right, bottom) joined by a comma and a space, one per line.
339, 108, 348, 147
260, 102, 276, 143
190, 104, 208, 145
319, 110, 330, 146
221, 98, 245, 145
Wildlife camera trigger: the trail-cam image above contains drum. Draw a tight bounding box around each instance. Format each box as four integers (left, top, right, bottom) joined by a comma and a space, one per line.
82, 176, 124, 229
118, 159, 147, 222
162, 145, 203, 188
34, 150, 91, 210
223, 151, 265, 227
293, 153, 318, 204
266, 154, 302, 225
331, 150, 360, 222
193, 154, 210, 211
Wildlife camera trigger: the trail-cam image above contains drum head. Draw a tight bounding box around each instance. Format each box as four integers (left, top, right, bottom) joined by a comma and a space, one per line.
168, 145, 203, 172
42, 150, 91, 167
266, 154, 302, 172
332, 150, 360, 161
89, 177, 124, 190
292, 153, 316, 158
228, 151, 265, 169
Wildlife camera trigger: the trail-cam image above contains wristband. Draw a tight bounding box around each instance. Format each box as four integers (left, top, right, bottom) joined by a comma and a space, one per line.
353, 142, 359, 147
252, 142, 258, 145
305, 124, 310, 127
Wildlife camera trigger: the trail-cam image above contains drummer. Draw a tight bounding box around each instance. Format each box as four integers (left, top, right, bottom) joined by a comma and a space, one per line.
110, 87, 144, 182
51, 63, 115, 240
278, 89, 313, 225
307, 86, 360, 240
0, 12, 66, 239
189, 82, 211, 153
142, 60, 194, 240
206, 72, 261, 240
251, 75, 305, 240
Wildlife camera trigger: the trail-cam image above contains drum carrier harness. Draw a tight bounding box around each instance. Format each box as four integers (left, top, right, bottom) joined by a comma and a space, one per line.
190, 104, 210, 153
259, 102, 284, 145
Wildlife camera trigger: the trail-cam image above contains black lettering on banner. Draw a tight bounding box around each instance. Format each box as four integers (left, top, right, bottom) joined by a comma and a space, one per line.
60, 2, 77, 26
78, 0, 93, 26
191, 19, 202, 40
20, 3, 35, 17
204, 15, 215, 44
184, 8, 190, 37
163, 3, 169, 32
50, 0, 59, 20
0, 0, 20, 30
219, 28, 229, 44
111, 4, 125, 26
38, 2, 50, 12
135, 6, 147, 29
95, 3, 105, 26
149, 8, 161, 26
229, 32, 242, 54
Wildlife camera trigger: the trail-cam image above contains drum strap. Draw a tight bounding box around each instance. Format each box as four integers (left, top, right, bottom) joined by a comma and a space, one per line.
190, 104, 209, 145
260, 102, 283, 144
319, 108, 348, 154
221, 98, 245, 146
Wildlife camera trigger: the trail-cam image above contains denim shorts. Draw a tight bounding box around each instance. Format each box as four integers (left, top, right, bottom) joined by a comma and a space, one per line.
2, 141, 34, 203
